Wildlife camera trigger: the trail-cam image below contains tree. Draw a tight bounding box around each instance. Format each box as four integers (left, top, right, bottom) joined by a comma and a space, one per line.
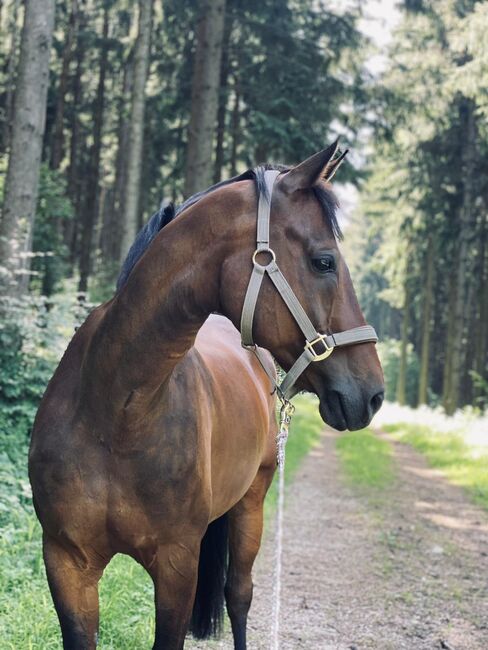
50, 0, 80, 171
443, 99, 478, 413
100, 47, 134, 267
78, 1, 110, 293
64, 1, 87, 269
118, 0, 153, 263
0, 0, 55, 297
417, 232, 435, 405
0, 0, 21, 153
184, 0, 226, 197
213, 10, 232, 184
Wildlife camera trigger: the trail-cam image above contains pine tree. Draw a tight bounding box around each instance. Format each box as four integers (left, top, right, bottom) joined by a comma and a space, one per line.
184, 0, 227, 197
0, 0, 55, 297
119, 0, 153, 262
78, 1, 110, 294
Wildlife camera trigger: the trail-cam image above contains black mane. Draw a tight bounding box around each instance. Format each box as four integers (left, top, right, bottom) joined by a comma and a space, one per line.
116, 165, 342, 290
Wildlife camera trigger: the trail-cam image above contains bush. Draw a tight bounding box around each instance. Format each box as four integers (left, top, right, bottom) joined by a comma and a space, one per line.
0, 287, 92, 524
470, 370, 488, 411
30, 164, 74, 297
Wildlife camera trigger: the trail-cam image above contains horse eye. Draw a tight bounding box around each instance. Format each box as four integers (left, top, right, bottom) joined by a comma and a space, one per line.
311, 255, 335, 274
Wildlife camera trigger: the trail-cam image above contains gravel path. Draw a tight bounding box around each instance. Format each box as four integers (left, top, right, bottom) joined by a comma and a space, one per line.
189, 429, 488, 649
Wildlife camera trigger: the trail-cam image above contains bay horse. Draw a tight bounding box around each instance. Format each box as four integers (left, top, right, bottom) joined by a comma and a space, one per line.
29, 142, 384, 650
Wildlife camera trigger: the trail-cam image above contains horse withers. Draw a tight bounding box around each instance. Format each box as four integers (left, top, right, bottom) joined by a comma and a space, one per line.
29, 141, 384, 649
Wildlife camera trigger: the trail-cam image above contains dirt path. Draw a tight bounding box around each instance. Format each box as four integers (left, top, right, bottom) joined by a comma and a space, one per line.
189, 429, 488, 649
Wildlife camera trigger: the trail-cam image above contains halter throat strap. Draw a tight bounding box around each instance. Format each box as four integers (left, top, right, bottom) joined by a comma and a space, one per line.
240, 169, 378, 401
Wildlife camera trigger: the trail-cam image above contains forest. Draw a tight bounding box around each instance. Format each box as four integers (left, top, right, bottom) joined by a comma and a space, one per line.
0, 0, 487, 469
350, 1, 488, 415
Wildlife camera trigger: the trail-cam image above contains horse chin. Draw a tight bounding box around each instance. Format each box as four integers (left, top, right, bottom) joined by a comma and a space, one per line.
318, 394, 348, 431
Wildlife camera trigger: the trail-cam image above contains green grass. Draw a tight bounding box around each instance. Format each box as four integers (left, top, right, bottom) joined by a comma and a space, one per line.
384, 423, 488, 510
335, 429, 394, 489
0, 513, 156, 649
0, 394, 323, 648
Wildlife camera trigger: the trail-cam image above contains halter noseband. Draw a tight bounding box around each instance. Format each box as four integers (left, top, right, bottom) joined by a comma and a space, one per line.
240, 169, 378, 401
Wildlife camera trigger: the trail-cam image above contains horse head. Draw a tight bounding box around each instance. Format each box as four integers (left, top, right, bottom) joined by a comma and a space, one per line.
220, 142, 384, 431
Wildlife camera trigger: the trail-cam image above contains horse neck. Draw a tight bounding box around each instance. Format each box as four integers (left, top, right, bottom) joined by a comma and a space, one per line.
81, 192, 241, 418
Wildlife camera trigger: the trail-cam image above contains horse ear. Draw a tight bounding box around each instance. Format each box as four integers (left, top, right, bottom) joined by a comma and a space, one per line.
323, 148, 349, 181
281, 139, 340, 193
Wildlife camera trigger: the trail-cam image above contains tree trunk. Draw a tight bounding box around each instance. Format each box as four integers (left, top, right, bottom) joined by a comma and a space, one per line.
119, 0, 153, 263
472, 210, 488, 398
184, 0, 227, 197
65, 5, 86, 270
1, 0, 21, 153
445, 101, 477, 414
462, 213, 482, 405
442, 267, 457, 408
0, 0, 55, 297
78, 3, 109, 293
101, 47, 135, 266
171, 117, 184, 203
230, 79, 240, 176
213, 12, 232, 184
50, 0, 79, 170
417, 233, 435, 405
396, 282, 411, 405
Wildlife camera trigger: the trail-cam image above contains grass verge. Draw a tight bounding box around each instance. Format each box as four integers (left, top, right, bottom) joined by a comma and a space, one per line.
0, 511, 156, 649
335, 429, 394, 489
384, 423, 488, 510
1, 394, 323, 648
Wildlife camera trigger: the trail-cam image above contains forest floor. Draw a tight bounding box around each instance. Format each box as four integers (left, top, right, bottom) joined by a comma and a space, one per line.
189, 428, 488, 650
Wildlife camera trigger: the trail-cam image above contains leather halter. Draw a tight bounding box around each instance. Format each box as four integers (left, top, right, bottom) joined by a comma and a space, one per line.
240, 169, 378, 401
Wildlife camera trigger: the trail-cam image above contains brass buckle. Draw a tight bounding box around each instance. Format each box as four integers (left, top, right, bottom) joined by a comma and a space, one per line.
305, 334, 334, 361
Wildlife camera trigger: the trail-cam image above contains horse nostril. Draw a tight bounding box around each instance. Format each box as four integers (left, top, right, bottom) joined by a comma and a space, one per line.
370, 390, 384, 415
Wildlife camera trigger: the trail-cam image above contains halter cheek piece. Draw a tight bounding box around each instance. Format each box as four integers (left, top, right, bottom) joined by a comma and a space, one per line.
240, 169, 378, 401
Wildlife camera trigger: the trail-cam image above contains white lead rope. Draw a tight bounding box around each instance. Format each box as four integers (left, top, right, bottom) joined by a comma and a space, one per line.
270, 400, 294, 650
270, 459, 285, 650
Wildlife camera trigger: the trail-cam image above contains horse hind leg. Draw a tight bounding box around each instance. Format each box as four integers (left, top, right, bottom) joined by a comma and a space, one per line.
225, 464, 275, 650
43, 534, 109, 649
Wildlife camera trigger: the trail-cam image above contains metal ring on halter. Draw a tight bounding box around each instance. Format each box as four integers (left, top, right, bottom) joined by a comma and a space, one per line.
252, 247, 276, 269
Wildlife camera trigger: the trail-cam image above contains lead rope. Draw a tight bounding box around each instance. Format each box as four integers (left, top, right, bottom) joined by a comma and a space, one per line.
270, 399, 295, 650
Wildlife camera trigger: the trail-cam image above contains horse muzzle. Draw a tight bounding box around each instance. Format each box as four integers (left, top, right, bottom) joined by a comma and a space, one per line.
318, 381, 384, 431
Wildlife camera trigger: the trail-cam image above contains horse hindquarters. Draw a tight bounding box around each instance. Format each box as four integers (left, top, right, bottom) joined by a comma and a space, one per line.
225, 464, 276, 650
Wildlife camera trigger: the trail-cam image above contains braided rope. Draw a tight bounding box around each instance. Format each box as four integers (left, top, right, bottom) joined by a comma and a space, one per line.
270, 401, 294, 649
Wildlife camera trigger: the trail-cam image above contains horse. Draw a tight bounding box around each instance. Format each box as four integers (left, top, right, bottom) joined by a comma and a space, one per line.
29, 141, 384, 650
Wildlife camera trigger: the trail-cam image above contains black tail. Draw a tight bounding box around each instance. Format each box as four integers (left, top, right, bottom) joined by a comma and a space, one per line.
189, 514, 229, 639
